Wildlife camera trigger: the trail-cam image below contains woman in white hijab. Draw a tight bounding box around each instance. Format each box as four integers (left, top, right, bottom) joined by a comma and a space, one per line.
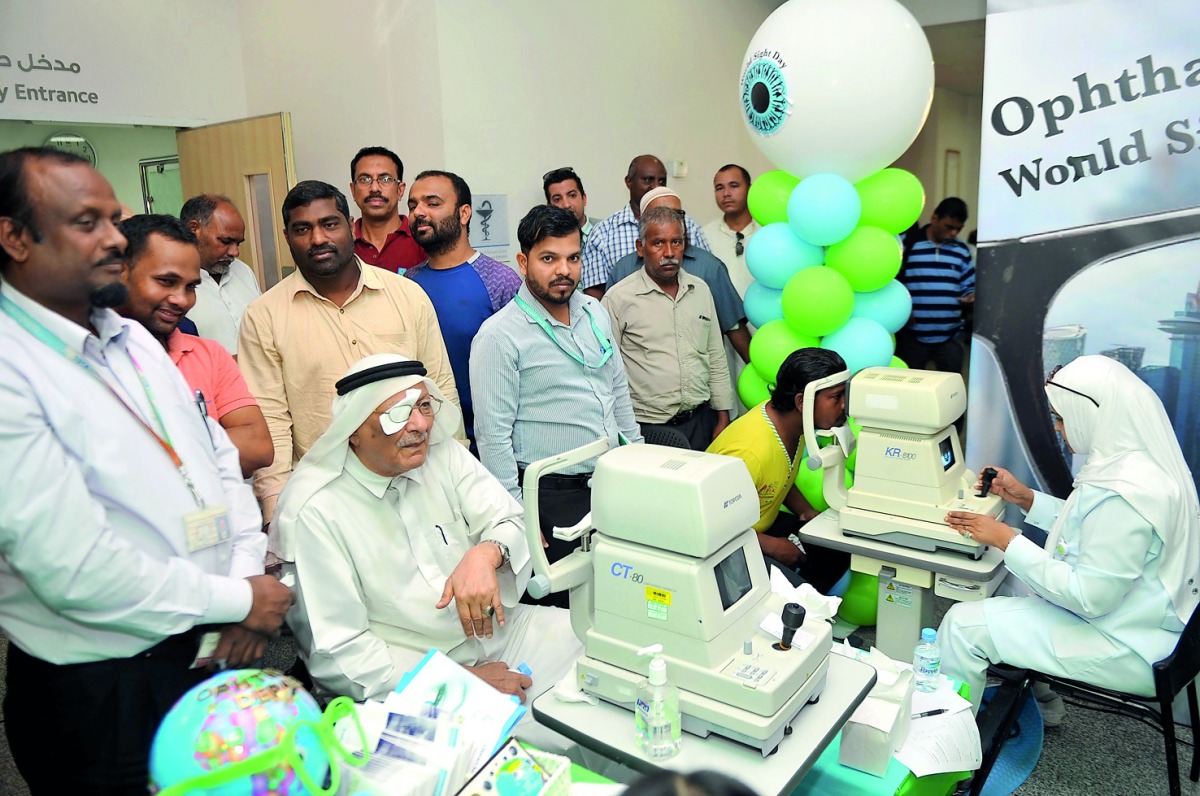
938, 355, 1200, 716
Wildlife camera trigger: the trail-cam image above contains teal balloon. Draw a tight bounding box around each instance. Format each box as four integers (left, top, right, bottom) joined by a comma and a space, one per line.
851, 279, 912, 334
855, 168, 926, 234
781, 266, 854, 337
744, 281, 785, 328
738, 364, 772, 410
825, 225, 902, 293
787, 173, 861, 246
748, 170, 801, 226
745, 222, 824, 290
749, 320, 820, 383
820, 317, 894, 374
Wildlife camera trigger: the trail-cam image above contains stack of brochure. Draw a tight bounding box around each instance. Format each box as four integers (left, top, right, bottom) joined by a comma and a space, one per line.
334, 649, 529, 796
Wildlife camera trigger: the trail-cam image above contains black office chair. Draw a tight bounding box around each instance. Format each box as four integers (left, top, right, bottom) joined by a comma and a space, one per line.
979, 607, 1200, 792
1031, 606, 1200, 796
640, 425, 691, 450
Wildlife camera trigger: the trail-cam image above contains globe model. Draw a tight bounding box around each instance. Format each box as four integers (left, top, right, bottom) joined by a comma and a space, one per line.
151, 669, 330, 795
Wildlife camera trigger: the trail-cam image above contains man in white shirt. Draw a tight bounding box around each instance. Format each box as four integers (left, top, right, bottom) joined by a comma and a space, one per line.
278, 354, 580, 709
702, 164, 759, 300
0, 147, 292, 793
181, 194, 261, 356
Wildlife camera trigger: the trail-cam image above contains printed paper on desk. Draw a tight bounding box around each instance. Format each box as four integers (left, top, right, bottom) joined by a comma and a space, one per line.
910, 675, 972, 716
894, 709, 982, 777
388, 649, 525, 771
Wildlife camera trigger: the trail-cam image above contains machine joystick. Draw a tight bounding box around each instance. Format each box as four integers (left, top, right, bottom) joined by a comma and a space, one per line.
777, 602, 806, 651
978, 467, 998, 498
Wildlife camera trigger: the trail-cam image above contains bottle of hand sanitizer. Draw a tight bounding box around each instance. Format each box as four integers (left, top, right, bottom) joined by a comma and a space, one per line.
635, 644, 681, 759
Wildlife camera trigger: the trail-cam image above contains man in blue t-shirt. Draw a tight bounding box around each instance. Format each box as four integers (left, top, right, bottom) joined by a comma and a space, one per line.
406, 170, 520, 448
896, 197, 975, 373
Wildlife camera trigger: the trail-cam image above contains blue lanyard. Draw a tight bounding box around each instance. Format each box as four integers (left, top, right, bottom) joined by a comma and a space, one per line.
514, 294, 613, 369
0, 291, 206, 506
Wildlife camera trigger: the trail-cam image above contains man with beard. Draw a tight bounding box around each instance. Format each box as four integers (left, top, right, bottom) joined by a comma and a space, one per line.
116, 213, 272, 478
238, 181, 458, 555
349, 146, 425, 274
471, 205, 642, 607
181, 195, 261, 356
602, 206, 732, 451
404, 170, 520, 448
0, 147, 291, 793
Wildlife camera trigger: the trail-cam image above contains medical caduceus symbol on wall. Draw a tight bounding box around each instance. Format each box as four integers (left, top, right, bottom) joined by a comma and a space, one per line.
477, 200, 494, 241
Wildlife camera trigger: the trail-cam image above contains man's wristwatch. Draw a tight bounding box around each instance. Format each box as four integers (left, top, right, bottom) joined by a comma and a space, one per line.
489, 540, 511, 566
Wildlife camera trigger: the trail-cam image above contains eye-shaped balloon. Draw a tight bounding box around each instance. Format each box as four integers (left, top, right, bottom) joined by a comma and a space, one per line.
739, 0, 934, 183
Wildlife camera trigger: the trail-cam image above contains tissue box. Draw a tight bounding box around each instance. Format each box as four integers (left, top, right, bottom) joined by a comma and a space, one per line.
838, 669, 914, 777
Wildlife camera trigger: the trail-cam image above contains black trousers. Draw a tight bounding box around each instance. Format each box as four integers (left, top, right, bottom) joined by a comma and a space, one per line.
5, 634, 208, 795
895, 329, 965, 373
640, 404, 718, 452
766, 511, 851, 594
518, 469, 591, 610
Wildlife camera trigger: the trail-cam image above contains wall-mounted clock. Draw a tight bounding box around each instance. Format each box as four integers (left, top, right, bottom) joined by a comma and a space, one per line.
43, 132, 97, 167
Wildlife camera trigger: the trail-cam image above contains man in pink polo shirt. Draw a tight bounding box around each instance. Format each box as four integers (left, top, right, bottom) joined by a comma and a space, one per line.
117, 214, 273, 478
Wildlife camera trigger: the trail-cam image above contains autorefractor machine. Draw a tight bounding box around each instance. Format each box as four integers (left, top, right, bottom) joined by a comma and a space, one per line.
521, 441, 833, 757
802, 367, 1005, 559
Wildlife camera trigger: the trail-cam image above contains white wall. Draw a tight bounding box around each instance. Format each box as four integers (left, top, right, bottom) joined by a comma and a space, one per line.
0, 120, 178, 209
0, 0, 247, 125
894, 86, 983, 231
431, 1, 778, 229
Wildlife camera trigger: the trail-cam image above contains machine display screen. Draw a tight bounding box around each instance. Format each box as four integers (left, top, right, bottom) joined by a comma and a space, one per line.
714, 547, 753, 611
939, 437, 956, 471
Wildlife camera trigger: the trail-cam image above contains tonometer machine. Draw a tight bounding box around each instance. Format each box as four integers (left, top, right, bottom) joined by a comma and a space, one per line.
522, 442, 832, 757
804, 367, 1005, 559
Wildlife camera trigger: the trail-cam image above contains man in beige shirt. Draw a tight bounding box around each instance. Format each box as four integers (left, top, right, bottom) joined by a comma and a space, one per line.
238, 180, 458, 547
602, 205, 732, 451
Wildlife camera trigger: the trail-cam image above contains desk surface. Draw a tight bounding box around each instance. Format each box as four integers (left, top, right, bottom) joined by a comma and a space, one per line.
532, 655, 877, 796
800, 511, 1006, 581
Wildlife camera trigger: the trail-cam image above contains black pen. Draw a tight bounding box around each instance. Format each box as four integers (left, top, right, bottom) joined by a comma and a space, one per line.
195, 389, 216, 447
913, 709, 948, 719
435, 524, 447, 544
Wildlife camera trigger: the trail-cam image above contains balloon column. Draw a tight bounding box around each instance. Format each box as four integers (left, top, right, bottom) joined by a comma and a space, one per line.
737, 0, 934, 508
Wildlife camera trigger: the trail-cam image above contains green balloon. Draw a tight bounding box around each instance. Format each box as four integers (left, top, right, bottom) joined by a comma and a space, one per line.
889, 355, 909, 369
825, 225, 902, 293
845, 417, 863, 471
749, 320, 820, 383
748, 170, 801, 226
855, 168, 926, 235
781, 267, 854, 337
837, 570, 879, 626
738, 363, 772, 410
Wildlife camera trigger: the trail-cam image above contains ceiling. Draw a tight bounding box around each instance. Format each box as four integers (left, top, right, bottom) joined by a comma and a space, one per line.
925, 19, 986, 95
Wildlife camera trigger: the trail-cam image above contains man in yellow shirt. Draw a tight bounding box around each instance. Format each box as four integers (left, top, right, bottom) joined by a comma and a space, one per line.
707, 348, 850, 592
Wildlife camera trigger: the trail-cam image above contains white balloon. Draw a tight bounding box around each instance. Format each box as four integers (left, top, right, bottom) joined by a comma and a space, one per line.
739, 0, 934, 182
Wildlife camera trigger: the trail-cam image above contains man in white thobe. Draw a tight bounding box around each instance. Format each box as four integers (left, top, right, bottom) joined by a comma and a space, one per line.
277, 353, 580, 707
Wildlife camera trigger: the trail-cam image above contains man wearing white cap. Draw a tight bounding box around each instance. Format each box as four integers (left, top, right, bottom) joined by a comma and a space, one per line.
580, 155, 710, 299
278, 353, 580, 705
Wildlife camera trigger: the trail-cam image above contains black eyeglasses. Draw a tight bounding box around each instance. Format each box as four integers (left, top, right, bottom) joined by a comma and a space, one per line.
1046, 365, 1099, 407
543, 166, 576, 182
735, 231, 745, 257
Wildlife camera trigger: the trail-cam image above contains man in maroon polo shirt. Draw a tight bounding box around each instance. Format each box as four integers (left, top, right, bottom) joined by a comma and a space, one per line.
349, 146, 425, 273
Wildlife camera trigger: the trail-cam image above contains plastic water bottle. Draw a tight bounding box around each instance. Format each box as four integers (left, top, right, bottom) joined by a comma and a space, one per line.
913, 627, 941, 692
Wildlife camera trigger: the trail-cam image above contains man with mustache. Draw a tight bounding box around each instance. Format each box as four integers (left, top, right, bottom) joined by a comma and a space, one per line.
349, 146, 425, 274
181, 195, 260, 356
116, 213, 272, 478
404, 170, 520, 449
0, 147, 291, 793
238, 181, 459, 557
471, 205, 642, 608
602, 206, 732, 451
277, 354, 580, 741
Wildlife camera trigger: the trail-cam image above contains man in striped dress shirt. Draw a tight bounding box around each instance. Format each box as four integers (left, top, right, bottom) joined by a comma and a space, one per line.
896, 197, 975, 373
471, 205, 643, 608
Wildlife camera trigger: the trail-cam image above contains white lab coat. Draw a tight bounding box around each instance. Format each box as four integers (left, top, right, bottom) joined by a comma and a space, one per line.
940, 485, 1184, 707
